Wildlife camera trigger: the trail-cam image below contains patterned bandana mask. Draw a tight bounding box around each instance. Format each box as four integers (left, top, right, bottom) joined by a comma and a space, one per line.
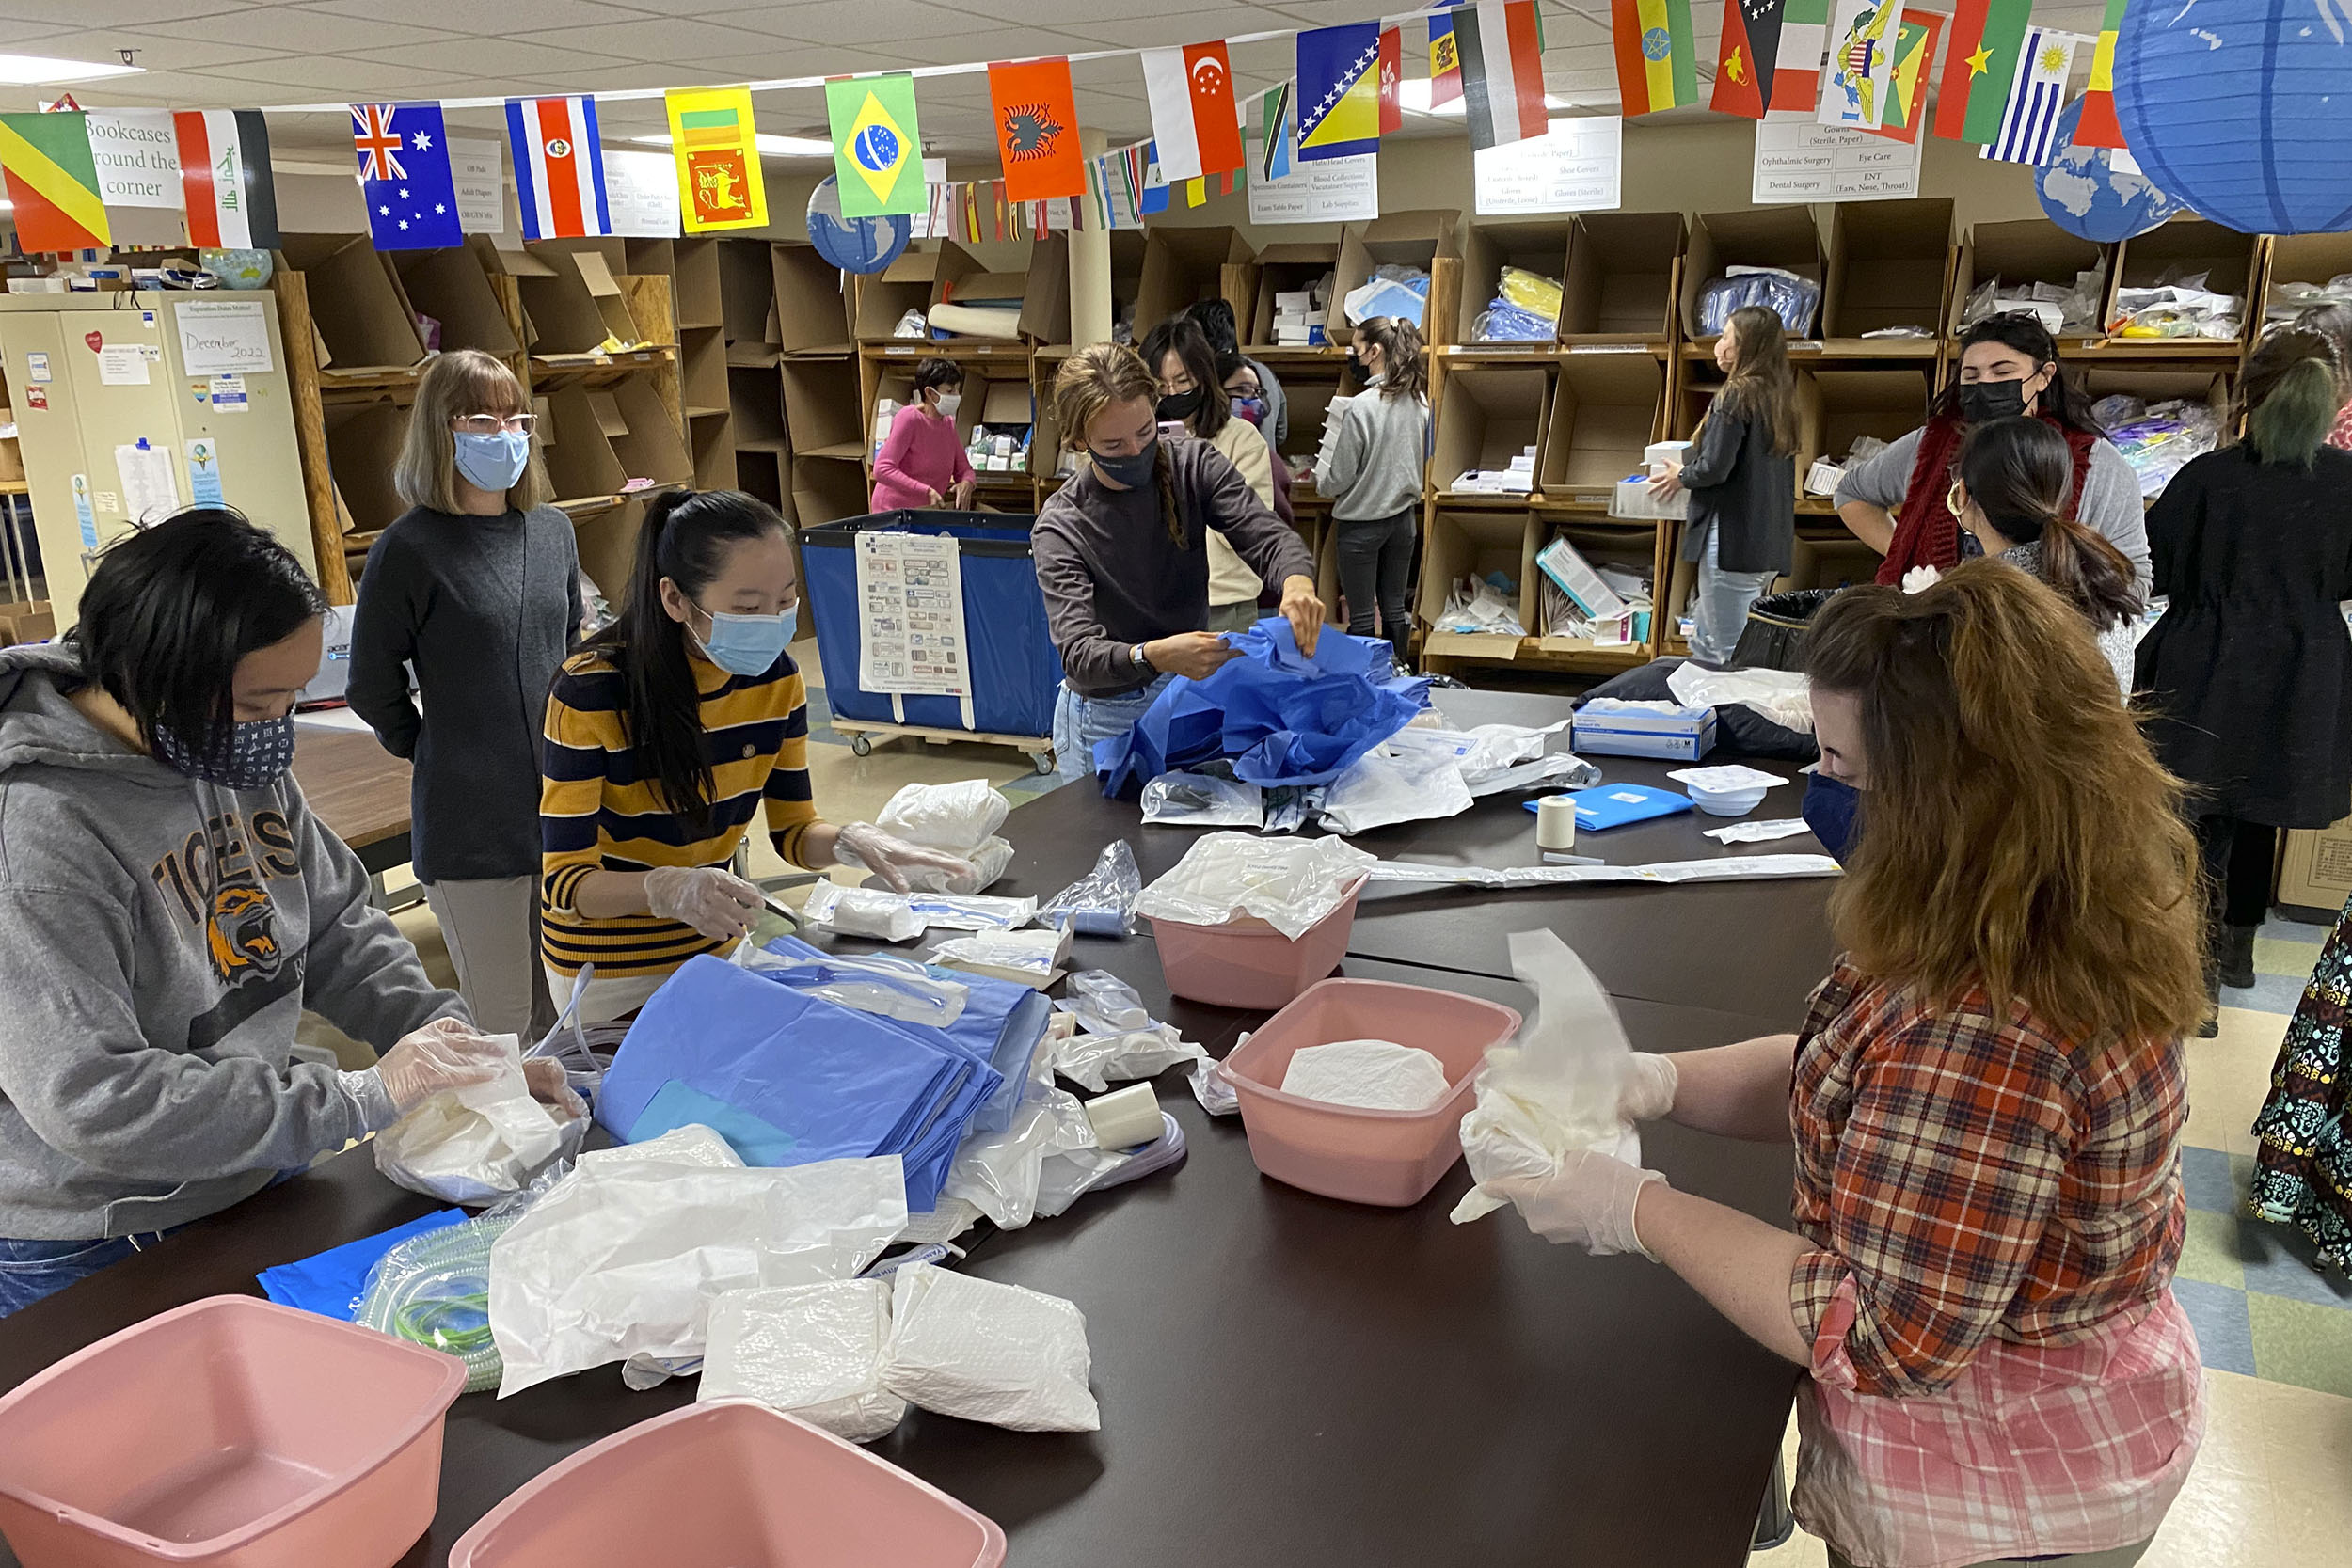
151, 714, 297, 791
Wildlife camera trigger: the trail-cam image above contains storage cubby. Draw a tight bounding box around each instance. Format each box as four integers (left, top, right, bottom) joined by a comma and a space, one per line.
1455, 218, 1572, 347
1533, 520, 1659, 657
1274, 369, 1347, 485
2109, 217, 2259, 342
791, 452, 870, 530
600, 374, 693, 491
519, 246, 644, 358
539, 383, 628, 504
1136, 226, 1255, 337
321, 399, 408, 539
679, 324, 729, 417
1417, 507, 1539, 657
573, 495, 645, 604
728, 363, 786, 455
393, 247, 520, 359
1822, 198, 1952, 347
1798, 368, 1932, 489
623, 237, 722, 332
279, 235, 428, 375
1540, 355, 1666, 508
1248, 242, 1340, 351
1330, 211, 1461, 348
720, 238, 780, 362
2259, 233, 2352, 333
1680, 208, 1826, 343
853, 244, 981, 342
1948, 219, 2108, 338
1563, 212, 1686, 344
780, 358, 862, 461
1432, 365, 1549, 497
769, 244, 853, 356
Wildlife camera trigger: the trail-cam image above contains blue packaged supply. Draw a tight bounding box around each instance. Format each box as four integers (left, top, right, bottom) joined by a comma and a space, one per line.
257, 1208, 467, 1322
1535, 784, 1695, 832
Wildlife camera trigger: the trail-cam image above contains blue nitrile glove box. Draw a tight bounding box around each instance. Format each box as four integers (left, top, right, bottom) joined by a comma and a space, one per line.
1570, 700, 1718, 762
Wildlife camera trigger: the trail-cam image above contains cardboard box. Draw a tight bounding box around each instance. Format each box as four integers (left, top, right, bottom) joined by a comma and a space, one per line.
1329, 211, 1460, 347
1947, 219, 2107, 337
1540, 355, 1665, 507
791, 451, 869, 530
680, 322, 728, 415
1679, 208, 1825, 341
2110, 217, 2258, 340
1564, 212, 1687, 342
571, 496, 643, 604
1248, 243, 1339, 351
1433, 366, 1548, 497
729, 361, 787, 451
1534, 523, 1659, 655
540, 383, 629, 501
2264, 233, 2352, 325
1416, 507, 1539, 654
0, 435, 21, 484
1022, 230, 1072, 344
279, 234, 429, 374
0, 598, 54, 646
1822, 198, 1952, 342
603, 375, 692, 489
1573, 705, 1716, 761
781, 358, 862, 459
853, 243, 980, 342
1136, 226, 1254, 335
1455, 218, 1572, 346
768, 243, 853, 356
1798, 368, 1932, 482
519, 247, 646, 357
1780, 531, 1883, 592
320, 400, 409, 536
2279, 815, 2352, 918
720, 238, 779, 350
637, 236, 723, 331
395, 246, 520, 358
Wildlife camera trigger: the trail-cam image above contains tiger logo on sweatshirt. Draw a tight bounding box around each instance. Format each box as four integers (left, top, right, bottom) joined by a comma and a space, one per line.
204, 882, 284, 987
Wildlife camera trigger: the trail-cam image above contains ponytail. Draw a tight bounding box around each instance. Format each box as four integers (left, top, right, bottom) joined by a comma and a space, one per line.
586, 488, 788, 824
2036, 513, 2141, 628
1358, 316, 1427, 402
2246, 352, 2340, 468
1155, 442, 1183, 549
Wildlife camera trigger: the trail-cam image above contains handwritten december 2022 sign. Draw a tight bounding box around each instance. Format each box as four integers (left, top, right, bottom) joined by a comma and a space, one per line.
174, 300, 277, 378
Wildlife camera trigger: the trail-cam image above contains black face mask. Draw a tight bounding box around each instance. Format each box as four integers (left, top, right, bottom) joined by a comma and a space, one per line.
1156, 386, 1205, 423
1801, 773, 1861, 865
1957, 377, 2030, 423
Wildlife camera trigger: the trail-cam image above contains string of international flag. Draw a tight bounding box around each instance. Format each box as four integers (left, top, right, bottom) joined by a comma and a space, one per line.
0, 0, 2132, 257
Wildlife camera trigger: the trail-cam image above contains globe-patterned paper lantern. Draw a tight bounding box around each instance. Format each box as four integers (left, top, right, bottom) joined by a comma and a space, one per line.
806, 176, 911, 276
199, 247, 274, 290
2113, 0, 2352, 234
2038, 99, 2183, 243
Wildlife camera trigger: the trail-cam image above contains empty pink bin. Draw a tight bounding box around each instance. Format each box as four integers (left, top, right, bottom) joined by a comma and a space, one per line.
0, 1294, 465, 1568
449, 1402, 1006, 1568
1217, 978, 1522, 1206
1149, 875, 1369, 1010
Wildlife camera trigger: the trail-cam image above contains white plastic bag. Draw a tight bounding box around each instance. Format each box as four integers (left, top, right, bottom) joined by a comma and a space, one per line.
1132, 832, 1377, 940
1280, 1039, 1451, 1111
1140, 771, 1264, 827
488, 1138, 910, 1397
1050, 1022, 1209, 1094
1451, 931, 1642, 1225
941, 1047, 1104, 1229
373, 1034, 585, 1205
883, 1263, 1100, 1432
877, 780, 1010, 851
1666, 662, 1814, 734
699, 1280, 906, 1442
1317, 745, 1474, 835
930, 927, 1071, 987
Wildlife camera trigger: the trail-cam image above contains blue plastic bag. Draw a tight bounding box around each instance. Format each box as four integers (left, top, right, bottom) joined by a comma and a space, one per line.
257, 1208, 467, 1321
1094, 618, 1428, 796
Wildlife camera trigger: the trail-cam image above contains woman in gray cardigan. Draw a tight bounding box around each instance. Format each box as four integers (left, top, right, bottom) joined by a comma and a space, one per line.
349, 350, 582, 1040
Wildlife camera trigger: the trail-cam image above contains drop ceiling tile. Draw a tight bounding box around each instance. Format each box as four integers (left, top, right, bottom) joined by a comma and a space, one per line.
881, 28, 1103, 66
510, 16, 788, 63
4, 31, 299, 72
185, 56, 474, 92
341, 39, 643, 77
0, 0, 259, 25
1060, 9, 1277, 50
141, 9, 463, 53
304, 0, 660, 28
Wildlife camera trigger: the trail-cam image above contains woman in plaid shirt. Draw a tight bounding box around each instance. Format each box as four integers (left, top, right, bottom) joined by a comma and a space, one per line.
1496, 563, 2208, 1568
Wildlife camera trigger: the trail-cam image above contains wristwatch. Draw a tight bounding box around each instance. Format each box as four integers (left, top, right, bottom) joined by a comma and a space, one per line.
1130, 642, 1151, 671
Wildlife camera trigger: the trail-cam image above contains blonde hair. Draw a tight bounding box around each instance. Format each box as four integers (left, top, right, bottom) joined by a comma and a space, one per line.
1053, 341, 1182, 547
393, 349, 551, 513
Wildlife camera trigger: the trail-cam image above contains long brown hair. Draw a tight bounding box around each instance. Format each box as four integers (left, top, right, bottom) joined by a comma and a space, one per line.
1716, 304, 1800, 456
1356, 316, 1427, 402
1804, 562, 2203, 1044
1053, 341, 1183, 547
1957, 417, 2139, 626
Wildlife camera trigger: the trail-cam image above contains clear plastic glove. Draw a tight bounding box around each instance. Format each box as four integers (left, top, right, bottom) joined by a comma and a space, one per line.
1489, 1150, 1666, 1259
834, 821, 981, 895
522, 1057, 586, 1122
644, 864, 763, 942
1623, 1053, 1679, 1122
375, 1019, 510, 1118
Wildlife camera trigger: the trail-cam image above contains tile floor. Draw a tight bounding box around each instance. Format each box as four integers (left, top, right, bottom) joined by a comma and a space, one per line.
374, 645, 2352, 1567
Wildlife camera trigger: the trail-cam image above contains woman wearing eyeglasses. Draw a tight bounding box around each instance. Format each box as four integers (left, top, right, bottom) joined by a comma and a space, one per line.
349, 349, 583, 1040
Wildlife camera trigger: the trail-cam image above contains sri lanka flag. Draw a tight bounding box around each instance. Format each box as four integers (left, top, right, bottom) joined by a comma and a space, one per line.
1612, 0, 1699, 115
507, 95, 610, 241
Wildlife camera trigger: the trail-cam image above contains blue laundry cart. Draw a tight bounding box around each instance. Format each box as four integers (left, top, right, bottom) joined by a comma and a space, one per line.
800, 509, 1064, 773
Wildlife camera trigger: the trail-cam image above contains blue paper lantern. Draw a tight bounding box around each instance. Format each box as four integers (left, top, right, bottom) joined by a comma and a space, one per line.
2038, 99, 2183, 244
2112, 0, 2352, 234
805, 176, 910, 276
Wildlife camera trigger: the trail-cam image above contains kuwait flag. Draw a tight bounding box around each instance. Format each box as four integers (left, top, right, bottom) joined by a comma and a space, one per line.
1934, 0, 2032, 143
173, 109, 278, 249
2074, 0, 2128, 149
1458, 2, 1548, 150
506, 95, 610, 241
1139, 41, 1244, 182
1712, 0, 1787, 118
1768, 0, 1829, 111
1612, 0, 1699, 115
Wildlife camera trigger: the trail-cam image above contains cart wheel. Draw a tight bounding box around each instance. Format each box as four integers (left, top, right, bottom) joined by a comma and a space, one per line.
849, 735, 873, 757
1033, 750, 1057, 775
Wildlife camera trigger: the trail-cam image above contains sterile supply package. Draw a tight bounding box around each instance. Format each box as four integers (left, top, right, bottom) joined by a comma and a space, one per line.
1133, 832, 1376, 940
1037, 839, 1143, 937
1057, 970, 1150, 1035
373, 1032, 587, 1205
1141, 769, 1265, 828
1667, 765, 1787, 795
1705, 818, 1813, 845
699, 1279, 906, 1442
1320, 713, 1590, 833
487, 1136, 909, 1397
944, 1043, 1132, 1229
356, 1163, 572, 1393
1666, 661, 1813, 735
801, 880, 1039, 939
877, 780, 1010, 850
1451, 931, 1644, 1225
738, 943, 972, 1028
1050, 1022, 1209, 1094
1280, 1039, 1451, 1111
931, 927, 1073, 990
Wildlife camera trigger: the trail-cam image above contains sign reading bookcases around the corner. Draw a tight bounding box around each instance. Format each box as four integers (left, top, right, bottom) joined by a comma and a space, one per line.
1751, 111, 1921, 204
855, 531, 972, 699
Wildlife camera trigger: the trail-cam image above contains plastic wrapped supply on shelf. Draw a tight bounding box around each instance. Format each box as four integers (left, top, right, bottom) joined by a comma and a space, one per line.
1448, 450, 1538, 493
1281, 1039, 1451, 1111
927, 301, 1025, 341
1343, 264, 1431, 328
893, 309, 928, 339
2106, 275, 2244, 341
1037, 839, 1143, 936
2265, 273, 2352, 327
1437, 575, 1527, 637
2089, 393, 2222, 499
1959, 272, 2106, 335
1133, 832, 1377, 941
1474, 265, 1565, 343
1697, 266, 1820, 338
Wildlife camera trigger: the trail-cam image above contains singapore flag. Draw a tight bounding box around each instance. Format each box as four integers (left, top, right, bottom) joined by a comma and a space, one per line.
1141, 40, 1246, 182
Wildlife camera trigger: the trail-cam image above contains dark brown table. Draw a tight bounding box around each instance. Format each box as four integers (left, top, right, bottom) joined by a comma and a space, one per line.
293, 721, 413, 877
0, 692, 1828, 1568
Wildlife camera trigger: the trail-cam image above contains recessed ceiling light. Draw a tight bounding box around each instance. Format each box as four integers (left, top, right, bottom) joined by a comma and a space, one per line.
0, 53, 145, 86
1397, 79, 1571, 117
634, 132, 834, 159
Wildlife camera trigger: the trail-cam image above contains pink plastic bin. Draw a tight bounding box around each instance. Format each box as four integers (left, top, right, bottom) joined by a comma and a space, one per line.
1217, 978, 1523, 1206
0, 1294, 465, 1568
1149, 875, 1369, 1010
449, 1402, 1006, 1568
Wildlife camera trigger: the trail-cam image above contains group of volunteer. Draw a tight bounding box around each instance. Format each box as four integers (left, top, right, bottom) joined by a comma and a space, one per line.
8, 283, 2352, 1568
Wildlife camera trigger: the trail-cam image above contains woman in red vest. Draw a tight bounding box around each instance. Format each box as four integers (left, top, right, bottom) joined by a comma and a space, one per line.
1835, 314, 2149, 599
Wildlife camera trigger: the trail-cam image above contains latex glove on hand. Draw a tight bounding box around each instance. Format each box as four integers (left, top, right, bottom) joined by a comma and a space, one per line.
1279, 574, 1325, 658
834, 821, 982, 895
1490, 1150, 1666, 1258
1622, 1052, 1679, 1121
374, 1019, 509, 1118
521, 1057, 587, 1123
644, 864, 764, 942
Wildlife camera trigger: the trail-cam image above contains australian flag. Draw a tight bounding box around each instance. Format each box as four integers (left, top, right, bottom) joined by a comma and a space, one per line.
353, 101, 462, 251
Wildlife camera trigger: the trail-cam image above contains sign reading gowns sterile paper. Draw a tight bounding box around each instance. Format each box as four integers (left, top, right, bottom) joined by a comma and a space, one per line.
855, 531, 972, 698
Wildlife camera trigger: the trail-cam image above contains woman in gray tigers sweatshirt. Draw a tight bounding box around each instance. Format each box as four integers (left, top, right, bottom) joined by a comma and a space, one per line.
0, 510, 565, 1316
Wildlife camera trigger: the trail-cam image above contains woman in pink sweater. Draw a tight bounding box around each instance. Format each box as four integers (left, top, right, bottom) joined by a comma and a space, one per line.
871, 357, 977, 511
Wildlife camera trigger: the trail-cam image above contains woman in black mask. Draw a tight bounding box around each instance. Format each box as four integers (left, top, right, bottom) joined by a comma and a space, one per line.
1833, 313, 2148, 597
1141, 316, 1278, 635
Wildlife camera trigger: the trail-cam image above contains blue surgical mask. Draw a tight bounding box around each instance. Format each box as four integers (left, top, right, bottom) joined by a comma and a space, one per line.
694, 604, 797, 677
1232, 394, 1266, 425
453, 430, 531, 494
1801, 772, 1862, 865
1089, 437, 1158, 491
152, 713, 297, 791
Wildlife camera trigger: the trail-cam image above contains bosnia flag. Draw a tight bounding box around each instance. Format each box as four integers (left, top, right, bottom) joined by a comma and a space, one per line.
1296, 22, 1383, 162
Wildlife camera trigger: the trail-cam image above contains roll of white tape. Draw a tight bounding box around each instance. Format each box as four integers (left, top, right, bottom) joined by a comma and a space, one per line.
1535, 794, 1579, 852
1084, 1083, 1162, 1150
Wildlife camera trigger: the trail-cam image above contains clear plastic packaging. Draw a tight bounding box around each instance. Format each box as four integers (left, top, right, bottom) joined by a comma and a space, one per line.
699, 1279, 905, 1443
1131, 832, 1377, 941
876, 780, 1011, 851
1036, 839, 1143, 937
1140, 771, 1264, 827
1057, 969, 1149, 1035
802, 882, 928, 942
356, 1163, 572, 1394
883, 1264, 1099, 1433
1049, 1022, 1209, 1094
373, 1034, 585, 1206
738, 945, 972, 1027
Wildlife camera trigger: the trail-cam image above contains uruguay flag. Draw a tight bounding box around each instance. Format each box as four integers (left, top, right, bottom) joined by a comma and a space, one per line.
506, 95, 611, 241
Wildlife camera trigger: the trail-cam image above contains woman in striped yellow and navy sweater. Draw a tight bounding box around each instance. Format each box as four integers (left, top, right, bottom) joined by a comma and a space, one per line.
540, 489, 980, 1023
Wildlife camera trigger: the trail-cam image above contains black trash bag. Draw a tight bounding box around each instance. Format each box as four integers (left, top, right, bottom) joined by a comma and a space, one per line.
1575, 657, 1817, 765
1730, 589, 1843, 673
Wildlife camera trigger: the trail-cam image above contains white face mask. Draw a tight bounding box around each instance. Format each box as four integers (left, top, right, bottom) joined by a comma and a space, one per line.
932, 391, 961, 418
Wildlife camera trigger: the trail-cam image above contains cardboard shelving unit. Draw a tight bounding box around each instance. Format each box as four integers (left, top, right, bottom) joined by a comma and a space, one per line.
1453, 218, 1572, 349
1539, 355, 1667, 510
1680, 208, 1826, 352
1820, 198, 1953, 356
1948, 218, 2108, 344
1561, 213, 1687, 349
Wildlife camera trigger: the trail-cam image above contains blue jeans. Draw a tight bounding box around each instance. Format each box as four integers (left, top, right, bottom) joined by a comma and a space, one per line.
1690, 522, 1778, 666
0, 1233, 169, 1317
1053, 674, 1172, 784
